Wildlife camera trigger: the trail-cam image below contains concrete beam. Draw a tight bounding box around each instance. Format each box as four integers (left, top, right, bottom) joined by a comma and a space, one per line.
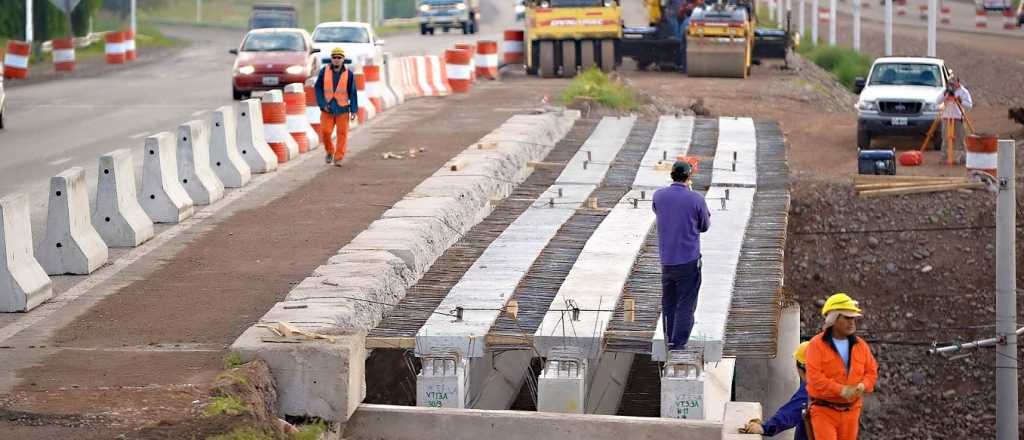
633, 115, 695, 191
661, 358, 735, 421
344, 404, 723, 440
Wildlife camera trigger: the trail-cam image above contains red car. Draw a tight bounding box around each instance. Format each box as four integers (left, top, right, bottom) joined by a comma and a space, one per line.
230, 28, 321, 100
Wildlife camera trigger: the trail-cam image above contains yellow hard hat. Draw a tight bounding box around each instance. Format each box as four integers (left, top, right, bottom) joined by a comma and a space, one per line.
793, 341, 811, 365
821, 292, 863, 317
331, 47, 345, 57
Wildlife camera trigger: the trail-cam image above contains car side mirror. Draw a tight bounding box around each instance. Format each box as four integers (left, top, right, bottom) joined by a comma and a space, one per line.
853, 77, 866, 94
229, 48, 239, 55
375, 39, 387, 46
312, 47, 321, 53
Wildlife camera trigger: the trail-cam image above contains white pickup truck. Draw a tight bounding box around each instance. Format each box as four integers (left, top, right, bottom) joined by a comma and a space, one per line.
853, 57, 952, 150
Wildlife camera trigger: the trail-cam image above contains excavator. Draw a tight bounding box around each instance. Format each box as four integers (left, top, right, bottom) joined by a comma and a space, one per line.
521, 0, 793, 78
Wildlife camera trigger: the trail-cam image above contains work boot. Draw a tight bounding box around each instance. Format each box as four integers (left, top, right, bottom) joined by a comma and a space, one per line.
333, 158, 344, 167
325, 153, 333, 164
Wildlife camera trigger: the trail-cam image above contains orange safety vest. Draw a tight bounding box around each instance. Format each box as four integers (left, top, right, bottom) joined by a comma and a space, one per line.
323, 66, 350, 107
804, 329, 879, 409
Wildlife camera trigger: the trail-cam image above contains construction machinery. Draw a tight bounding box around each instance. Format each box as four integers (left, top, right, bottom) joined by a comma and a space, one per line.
523, 0, 623, 78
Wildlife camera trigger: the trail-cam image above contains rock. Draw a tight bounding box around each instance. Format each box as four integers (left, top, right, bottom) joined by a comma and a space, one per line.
868, 236, 880, 248
942, 389, 957, 399
905, 312, 914, 319
886, 262, 898, 273
848, 246, 859, 256
815, 298, 826, 307
921, 265, 933, 273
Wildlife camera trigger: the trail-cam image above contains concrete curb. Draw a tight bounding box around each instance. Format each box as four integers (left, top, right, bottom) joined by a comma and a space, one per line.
231, 108, 581, 423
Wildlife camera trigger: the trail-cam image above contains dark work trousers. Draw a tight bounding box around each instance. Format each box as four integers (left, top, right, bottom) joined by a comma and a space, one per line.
661, 258, 702, 350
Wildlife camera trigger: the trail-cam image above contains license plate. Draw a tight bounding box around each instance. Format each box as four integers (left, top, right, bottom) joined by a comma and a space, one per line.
262, 76, 279, 86
891, 117, 908, 126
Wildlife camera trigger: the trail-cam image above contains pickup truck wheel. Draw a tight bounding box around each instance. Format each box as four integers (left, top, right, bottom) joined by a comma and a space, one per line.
420, 24, 428, 35
462, 22, 470, 34
857, 129, 871, 149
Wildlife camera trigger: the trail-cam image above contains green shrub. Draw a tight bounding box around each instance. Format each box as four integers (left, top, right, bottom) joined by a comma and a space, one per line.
292, 421, 328, 440
204, 396, 251, 417
798, 40, 874, 91
561, 67, 638, 111
207, 427, 276, 440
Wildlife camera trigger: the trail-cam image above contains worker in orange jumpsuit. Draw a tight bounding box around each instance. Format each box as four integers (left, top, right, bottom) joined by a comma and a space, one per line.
314, 47, 358, 167
805, 293, 878, 440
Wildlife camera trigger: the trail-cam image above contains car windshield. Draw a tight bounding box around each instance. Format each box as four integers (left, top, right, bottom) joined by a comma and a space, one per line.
241, 32, 305, 51
869, 63, 943, 87
547, 0, 609, 7
313, 26, 370, 43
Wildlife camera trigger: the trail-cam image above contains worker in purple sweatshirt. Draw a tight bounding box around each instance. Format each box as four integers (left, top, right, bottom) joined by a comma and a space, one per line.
652, 161, 710, 352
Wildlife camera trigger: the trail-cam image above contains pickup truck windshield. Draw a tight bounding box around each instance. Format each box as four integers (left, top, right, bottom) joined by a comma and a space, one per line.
242, 32, 306, 52
313, 27, 370, 44
869, 63, 942, 87
251, 14, 296, 29
548, 0, 608, 7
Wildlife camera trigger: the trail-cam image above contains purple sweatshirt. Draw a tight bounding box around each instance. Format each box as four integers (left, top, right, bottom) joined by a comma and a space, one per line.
652, 182, 711, 265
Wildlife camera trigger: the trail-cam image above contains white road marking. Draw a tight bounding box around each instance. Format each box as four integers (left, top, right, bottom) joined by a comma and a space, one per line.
191, 110, 206, 117
129, 131, 151, 139
48, 157, 72, 166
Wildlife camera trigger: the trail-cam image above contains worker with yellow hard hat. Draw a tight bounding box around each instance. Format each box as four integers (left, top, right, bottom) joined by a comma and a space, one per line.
314, 46, 358, 167
739, 341, 811, 439
804, 293, 879, 440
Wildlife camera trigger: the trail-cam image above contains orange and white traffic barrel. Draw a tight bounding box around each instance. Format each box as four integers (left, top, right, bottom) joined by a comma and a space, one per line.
454, 43, 477, 81
940, 5, 951, 24
427, 55, 451, 96
475, 40, 499, 80
124, 29, 137, 61
818, 6, 830, 24
896, 0, 907, 16
283, 83, 310, 154
503, 30, 524, 65
918, 4, 928, 20
354, 71, 369, 124
975, 8, 988, 28
304, 79, 321, 135
261, 90, 291, 163
105, 31, 126, 64
364, 64, 384, 113
445, 49, 473, 94
52, 38, 76, 72
1003, 8, 1017, 29
965, 134, 998, 177
3, 41, 30, 79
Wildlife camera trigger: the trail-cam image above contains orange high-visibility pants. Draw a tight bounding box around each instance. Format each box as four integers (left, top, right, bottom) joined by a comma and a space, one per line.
320, 112, 350, 161
810, 404, 861, 440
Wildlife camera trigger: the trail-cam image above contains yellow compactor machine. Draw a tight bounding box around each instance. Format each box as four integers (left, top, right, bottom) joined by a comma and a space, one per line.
685, 3, 753, 78
523, 0, 623, 78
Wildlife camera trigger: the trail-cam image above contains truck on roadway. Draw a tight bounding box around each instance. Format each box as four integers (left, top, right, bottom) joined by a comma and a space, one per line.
250, 3, 299, 30
853, 57, 952, 150
417, 0, 481, 34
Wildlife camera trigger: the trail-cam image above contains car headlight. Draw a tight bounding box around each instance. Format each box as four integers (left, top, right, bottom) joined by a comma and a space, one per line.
922, 102, 939, 112
237, 65, 255, 75
456, 3, 467, 9
285, 65, 304, 75
419, 4, 430, 12
856, 100, 877, 111
515, 4, 525, 13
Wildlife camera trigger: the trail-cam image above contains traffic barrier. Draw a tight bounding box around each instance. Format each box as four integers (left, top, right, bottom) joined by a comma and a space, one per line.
36, 167, 109, 275
0, 193, 53, 313
445, 49, 473, 94
105, 31, 126, 64
236, 99, 280, 174
475, 41, 499, 80
363, 65, 384, 113
52, 38, 76, 72
454, 43, 477, 81
940, 5, 951, 24
1003, 8, 1017, 29
304, 80, 322, 138
404, 57, 426, 98
896, 0, 907, 16
124, 29, 137, 61
4, 41, 30, 79
966, 134, 998, 177
176, 120, 226, 205
140, 132, 195, 223
284, 83, 312, 154
382, 54, 404, 106
209, 106, 253, 188
918, 4, 928, 20
428, 55, 451, 96
262, 90, 299, 163
975, 8, 988, 28
355, 70, 378, 124
818, 6, 830, 24
93, 149, 155, 248
503, 30, 524, 65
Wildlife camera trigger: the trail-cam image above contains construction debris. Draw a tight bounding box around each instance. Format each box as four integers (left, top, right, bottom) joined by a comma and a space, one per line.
853, 175, 983, 197
255, 321, 336, 343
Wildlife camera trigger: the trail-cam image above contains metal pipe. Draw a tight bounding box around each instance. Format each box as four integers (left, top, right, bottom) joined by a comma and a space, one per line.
929, 327, 1024, 355
812, 0, 819, 43
995, 139, 1018, 440
829, 0, 837, 45
853, 0, 861, 51
927, 0, 937, 56
884, 0, 893, 55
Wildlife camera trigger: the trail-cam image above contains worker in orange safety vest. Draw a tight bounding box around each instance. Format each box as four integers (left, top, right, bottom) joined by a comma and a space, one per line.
804, 293, 878, 440
315, 47, 358, 167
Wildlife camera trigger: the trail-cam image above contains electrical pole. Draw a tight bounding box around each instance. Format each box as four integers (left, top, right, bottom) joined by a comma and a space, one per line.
927, 0, 937, 56
197, 0, 203, 23
995, 139, 1018, 440
342, 0, 349, 21
829, 0, 837, 45
355, 0, 362, 22
812, 0, 819, 43
131, 0, 137, 34
799, 0, 805, 41
315, 0, 321, 25
25, 0, 33, 43
853, 0, 861, 51
884, 0, 893, 55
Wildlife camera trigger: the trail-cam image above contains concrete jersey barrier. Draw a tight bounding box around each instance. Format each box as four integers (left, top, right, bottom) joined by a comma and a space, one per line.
209, 106, 253, 188
140, 132, 196, 223
35, 167, 109, 275
93, 149, 155, 247
236, 99, 280, 174
176, 120, 226, 205
0, 194, 53, 312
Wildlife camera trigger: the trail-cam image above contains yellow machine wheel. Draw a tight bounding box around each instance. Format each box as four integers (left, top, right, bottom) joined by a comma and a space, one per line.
561, 40, 577, 77
600, 39, 615, 72
539, 40, 557, 78
580, 40, 596, 70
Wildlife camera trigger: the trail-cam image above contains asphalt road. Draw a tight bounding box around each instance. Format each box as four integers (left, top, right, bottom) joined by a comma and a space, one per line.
0, 0, 517, 239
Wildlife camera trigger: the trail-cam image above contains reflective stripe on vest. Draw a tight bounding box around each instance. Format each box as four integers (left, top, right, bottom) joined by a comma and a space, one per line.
323, 67, 351, 107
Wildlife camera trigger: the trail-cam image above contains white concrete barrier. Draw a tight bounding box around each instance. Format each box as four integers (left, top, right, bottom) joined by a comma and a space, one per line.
36, 167, 109, 275
236, 99, 280, 174
0, 194, 53, 312
209, 106, 253, 188
140, 132, 196, 223
383, 53, 405, 106
177, 120, 226, 205
93, 149, 155, 247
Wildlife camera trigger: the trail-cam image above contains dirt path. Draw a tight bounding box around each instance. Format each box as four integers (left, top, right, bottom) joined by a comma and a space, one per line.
0, 73, 569, 439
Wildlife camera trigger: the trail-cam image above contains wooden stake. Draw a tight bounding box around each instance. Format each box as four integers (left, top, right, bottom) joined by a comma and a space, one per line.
859, 181, 984, 197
